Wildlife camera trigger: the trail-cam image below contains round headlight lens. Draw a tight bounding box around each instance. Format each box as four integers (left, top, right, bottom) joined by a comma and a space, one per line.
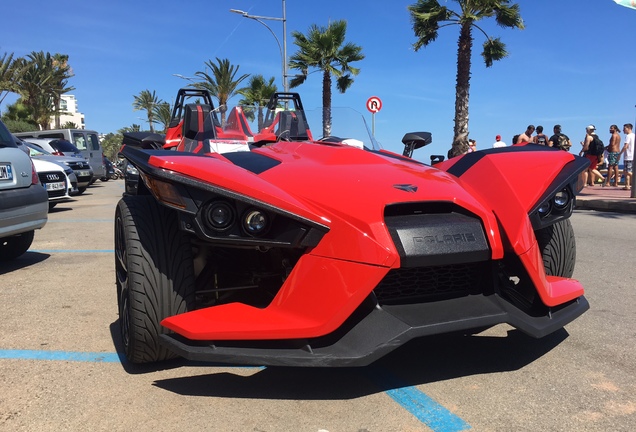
553, 189, 570, 209
204, 201, 235, 231
538, 201, 551, 216
243, 209, 269, 235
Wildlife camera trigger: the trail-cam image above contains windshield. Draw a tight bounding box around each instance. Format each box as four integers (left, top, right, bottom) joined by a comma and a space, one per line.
167, 90, 382, 154
50, 139, 81, 153
0, 122, 16, 147
25, 142, 48, 157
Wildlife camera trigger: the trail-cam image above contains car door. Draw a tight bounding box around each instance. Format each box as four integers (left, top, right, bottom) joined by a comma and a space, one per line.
72, 131, 104, 179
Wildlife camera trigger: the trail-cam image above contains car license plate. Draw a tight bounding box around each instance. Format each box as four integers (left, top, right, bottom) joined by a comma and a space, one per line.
45, 182, 65, 191
78, 170, 91, 177
0, 163, 13, 181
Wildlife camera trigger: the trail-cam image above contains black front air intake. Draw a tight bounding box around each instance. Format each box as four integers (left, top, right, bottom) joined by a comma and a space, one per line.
378, 202, 493, 305
374, 262, 492, 304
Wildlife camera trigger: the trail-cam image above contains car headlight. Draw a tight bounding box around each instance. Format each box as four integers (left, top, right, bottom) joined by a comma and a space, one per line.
537, 201, 552, 216
127, 165, 138, 175
553, 189, 570, 209
203, 201, 235, 232
242, 209, 270, 236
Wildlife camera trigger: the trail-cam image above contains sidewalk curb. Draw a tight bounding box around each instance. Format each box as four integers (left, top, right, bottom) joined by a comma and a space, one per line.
575, 197, 636, 214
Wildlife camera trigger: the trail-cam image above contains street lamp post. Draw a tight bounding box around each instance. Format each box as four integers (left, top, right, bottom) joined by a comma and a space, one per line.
172, 73, 196, 83
230, 0, 288, 92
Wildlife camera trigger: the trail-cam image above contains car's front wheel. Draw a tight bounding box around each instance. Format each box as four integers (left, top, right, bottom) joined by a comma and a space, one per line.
535, 219, 576, 278
115, 195, 195, 364
0, 231, 35, 261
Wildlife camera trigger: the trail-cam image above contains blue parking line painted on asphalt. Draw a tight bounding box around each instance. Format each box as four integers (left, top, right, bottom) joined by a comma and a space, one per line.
1, 348, 470, 430
47, 219, 113, 222
385, 386, 471, 432
368, 368, 471, 432
0, 349, 121, 363
30, 249, 114, 253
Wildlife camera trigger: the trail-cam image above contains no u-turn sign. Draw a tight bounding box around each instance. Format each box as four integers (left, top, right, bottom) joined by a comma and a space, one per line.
366, 96, 382, 113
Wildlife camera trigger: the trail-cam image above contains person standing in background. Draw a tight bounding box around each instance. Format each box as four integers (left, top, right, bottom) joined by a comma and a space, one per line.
518, 125, 535, 143
620, 123, 634, 190
533, 125, 548, 145
493, 135, 506, 148
548, 125, 572, 150
604, 125, 621, 187
580, 125, 605, 186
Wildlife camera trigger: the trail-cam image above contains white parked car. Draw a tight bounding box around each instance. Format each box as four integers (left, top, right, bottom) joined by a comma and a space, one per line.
31, 159, 72, 211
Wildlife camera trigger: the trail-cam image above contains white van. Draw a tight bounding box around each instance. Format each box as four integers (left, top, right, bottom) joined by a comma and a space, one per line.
15, 129, 105, 180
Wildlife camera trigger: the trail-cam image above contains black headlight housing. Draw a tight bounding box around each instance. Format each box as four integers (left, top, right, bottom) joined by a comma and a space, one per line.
529, 157, 589, 230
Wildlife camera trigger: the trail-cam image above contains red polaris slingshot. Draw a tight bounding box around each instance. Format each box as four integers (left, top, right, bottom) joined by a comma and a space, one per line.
115, 88, 589, 367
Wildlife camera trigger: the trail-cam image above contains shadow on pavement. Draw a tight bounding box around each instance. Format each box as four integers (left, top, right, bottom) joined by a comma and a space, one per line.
0, 251, 50, 275
148, 327, 568, 400
48, 206, 75, 214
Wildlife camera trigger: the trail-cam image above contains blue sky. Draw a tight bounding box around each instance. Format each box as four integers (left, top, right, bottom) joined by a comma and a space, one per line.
2, 0, 636, 161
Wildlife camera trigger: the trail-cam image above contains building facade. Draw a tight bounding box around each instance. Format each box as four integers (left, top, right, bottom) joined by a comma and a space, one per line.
50, 95, 85, 129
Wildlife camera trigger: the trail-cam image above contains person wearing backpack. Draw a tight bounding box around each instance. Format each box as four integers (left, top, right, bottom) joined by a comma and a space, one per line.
548, 125, 572, 150
579, 125, 606, 186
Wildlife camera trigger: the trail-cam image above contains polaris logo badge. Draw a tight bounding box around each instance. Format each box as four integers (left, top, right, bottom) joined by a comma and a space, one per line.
394, 184, 418, 193
414, 233, 477, 244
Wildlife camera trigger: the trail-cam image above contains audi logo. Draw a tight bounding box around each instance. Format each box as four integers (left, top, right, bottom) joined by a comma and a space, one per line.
46, 174, 60, 181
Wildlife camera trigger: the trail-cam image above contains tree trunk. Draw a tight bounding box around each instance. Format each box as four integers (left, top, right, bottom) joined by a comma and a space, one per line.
258, 106, 264, 131
451, 22, 473, 157
322, 70, 332, 137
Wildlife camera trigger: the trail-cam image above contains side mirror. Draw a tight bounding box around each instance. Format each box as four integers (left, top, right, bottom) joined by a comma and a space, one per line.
402, 132, 432, 158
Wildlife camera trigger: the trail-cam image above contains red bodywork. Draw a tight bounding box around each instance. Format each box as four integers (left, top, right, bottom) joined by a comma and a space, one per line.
133, 143, 585, 340
118, 89, 589, 366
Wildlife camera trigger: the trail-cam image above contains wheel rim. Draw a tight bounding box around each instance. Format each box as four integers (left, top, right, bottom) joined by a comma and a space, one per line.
120, 291, 131, 351
114, 213, 128, 288
114, 212, 130, 351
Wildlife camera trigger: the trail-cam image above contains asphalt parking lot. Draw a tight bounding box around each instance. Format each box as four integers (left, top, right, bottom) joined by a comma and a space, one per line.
1, 180, 635, 432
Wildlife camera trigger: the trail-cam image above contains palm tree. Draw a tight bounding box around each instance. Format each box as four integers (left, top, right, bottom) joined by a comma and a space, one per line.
153, 102, 172, 133
0, 52, 19, 106
5, 51, 75, 129
50, 54, 75, 129
13, 52, 55, 129
193, 58, 249, 125
119, 124, 142, 134
132, 90, 161, 133
288, 20, 364, 137
409, 0, 524, 156
237, 75, 278, 130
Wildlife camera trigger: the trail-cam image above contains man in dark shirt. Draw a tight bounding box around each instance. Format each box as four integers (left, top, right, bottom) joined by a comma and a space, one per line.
548, 124, 571, 151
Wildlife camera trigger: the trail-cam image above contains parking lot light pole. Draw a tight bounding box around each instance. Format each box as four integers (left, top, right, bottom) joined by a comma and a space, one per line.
172, 73, 196, 83
230, 1, 288, 92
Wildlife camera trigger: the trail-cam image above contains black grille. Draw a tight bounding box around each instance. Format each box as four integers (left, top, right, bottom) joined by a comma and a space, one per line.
374, 262, 491, 305
38, 172, 63, 183
67, 161, 89, 169
47, 189, 66, 198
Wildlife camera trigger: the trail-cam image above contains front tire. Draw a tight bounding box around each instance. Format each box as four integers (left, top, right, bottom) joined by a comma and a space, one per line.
0, 231, 35, 261
114, 195, 195, 364
535, 219, 576, 278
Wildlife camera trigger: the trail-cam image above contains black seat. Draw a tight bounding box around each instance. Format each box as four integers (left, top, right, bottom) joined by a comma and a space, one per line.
276, 111, 309, 141
179, 104, 216, 153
